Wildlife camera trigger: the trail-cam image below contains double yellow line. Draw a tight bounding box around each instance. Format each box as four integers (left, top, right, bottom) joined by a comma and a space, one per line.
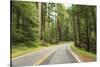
33, 45, 62, 65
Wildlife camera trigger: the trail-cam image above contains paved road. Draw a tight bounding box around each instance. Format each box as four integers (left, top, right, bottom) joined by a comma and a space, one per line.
12, 43, 78, 66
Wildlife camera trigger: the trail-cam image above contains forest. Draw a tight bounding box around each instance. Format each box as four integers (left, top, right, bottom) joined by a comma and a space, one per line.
11, 1, 96, 57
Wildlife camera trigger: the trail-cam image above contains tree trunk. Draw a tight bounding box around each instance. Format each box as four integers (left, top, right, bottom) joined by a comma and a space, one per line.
39, 3, 46, 45
38, 2, 42, 40
77, 14, 81, 48
85, 11, 90, 51
73, 16, 77, 47
57, 4, 62, 41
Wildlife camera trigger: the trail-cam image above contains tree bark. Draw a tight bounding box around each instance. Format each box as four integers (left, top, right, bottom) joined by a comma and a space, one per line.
73, 16, 77, 47
39, 3, 46, 44
77, 14, 81, 48
85, 10, 90, 51
38, 2, 42, 40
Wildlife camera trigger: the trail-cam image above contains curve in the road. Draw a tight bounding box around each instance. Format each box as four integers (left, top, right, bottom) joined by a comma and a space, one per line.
12, 43, 81, 66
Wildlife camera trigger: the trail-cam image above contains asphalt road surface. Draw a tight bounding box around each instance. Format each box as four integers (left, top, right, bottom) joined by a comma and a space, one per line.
12, 43, 78, 66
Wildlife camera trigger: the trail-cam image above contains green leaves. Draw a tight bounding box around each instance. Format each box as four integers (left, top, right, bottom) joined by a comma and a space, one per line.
71, 5, 96, 52
12, 1, 39, 46
11, 1, 96, 53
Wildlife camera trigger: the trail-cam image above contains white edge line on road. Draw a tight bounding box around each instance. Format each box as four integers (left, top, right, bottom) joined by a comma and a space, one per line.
33, 45, 62, 65
12, 45, 58, 60
12, 47, 46, 60
68, 45, 82, 63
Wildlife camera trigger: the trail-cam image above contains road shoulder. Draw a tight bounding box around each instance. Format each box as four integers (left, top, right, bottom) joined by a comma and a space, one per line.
69, 42, 96, 62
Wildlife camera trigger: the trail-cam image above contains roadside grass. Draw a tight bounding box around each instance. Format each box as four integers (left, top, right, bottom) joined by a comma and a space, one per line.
12, 46, 45, 58
69, 42, 96, 62
12, 42, 53, 59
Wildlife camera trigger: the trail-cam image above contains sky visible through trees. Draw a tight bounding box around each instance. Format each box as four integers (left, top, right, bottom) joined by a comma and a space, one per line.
11, 1, 96, 56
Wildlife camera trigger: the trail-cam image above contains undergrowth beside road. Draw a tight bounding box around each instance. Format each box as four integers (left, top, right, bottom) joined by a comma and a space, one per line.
12, 46, 45, 58
70, 42, 96, 62
12, 42, 52, 58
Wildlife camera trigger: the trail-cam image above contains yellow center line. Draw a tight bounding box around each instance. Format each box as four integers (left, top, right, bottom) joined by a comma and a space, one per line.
33, 45, 62, 65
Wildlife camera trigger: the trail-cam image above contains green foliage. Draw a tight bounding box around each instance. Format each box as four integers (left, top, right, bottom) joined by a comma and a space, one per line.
70, 42, 96, 61
70, 5, 96, 52
12, 1, 39, 46
11, 1, 96, 55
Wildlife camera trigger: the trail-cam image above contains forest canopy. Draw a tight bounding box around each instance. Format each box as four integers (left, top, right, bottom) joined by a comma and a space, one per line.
11, 1, 96, 53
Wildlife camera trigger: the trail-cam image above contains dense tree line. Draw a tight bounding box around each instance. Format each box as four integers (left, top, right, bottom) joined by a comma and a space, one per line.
70, 5, 96, 53
11, 1, 39, 47
11, 1, 96, 53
